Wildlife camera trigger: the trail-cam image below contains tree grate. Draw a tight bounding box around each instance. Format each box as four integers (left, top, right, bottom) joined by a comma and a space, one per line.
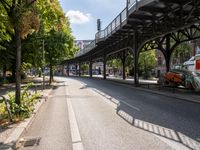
22, 137, 41, 147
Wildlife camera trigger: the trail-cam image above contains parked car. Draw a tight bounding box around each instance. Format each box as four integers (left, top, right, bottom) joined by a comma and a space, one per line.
191, 72, 200, 92
161, 69, 200, 91
162, 69, 185, 87
183, 54, 200, 72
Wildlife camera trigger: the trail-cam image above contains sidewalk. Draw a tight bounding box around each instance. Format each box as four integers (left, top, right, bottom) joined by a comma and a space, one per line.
0, 77, 47, 97
0, 77, 54, 150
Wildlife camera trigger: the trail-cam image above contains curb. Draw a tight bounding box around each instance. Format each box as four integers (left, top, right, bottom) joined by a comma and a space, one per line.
2, 88, 53, 150
69, 76, 200, 104
106, 78, 200, 104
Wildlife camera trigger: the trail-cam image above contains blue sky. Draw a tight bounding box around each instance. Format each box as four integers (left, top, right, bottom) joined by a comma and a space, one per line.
59, 0, 126, 40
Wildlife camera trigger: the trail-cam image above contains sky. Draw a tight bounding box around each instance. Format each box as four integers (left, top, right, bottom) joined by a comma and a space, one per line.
59, 0, 126, 40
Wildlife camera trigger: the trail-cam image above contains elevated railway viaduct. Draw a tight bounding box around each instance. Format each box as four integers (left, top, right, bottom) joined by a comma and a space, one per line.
61, 0, 200, 84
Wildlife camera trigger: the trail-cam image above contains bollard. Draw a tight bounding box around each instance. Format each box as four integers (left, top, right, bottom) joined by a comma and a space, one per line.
0, 96, 13, 122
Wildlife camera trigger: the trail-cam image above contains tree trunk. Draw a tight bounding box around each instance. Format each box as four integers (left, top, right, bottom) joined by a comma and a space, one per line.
3, 64, 6, 78
15, 28, 21, 105
49, 62, 53, 85
11, 62, 16, 82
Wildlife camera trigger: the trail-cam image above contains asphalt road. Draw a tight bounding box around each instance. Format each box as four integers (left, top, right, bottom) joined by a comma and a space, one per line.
18, 77, 200, 150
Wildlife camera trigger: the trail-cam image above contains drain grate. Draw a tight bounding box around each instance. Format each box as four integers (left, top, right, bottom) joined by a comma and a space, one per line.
17, 137, 41, 148
23, 138, 41, 147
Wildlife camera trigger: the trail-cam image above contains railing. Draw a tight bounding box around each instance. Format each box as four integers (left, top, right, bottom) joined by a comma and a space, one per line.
95, 30, 105, 43
128, 0, 138, 10
75, 40, 96, 57
121, 8, 127, 22
75, 0, 140, 58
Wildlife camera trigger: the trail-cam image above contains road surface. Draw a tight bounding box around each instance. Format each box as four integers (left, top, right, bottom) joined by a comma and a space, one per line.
18, 77, 200, 150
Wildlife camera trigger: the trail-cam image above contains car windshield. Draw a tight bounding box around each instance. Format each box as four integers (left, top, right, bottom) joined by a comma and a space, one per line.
189, 56, 195, 61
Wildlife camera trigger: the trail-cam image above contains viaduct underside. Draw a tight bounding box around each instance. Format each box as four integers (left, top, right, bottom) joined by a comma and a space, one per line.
61, 0, 200, 84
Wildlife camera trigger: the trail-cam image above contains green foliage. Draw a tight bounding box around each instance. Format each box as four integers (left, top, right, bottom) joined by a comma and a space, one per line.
0, 0, 76, 88
81, 64, 89, 71
0, 4, 12, 45
81, 64, 89, 75
20, 0, 75, 83
139, 50, 156, 79
2, 83, 41, 120
22, 62, 32, 71
107, 59, 122, 69
0, 4, 13, 69
0, 101, 6, 120
172, 42, 192, 64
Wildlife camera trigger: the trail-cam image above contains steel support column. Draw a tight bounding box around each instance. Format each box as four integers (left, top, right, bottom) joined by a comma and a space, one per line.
122, 51, 126, 80
103, 55, 107, 80
67, 63, 70, 76
75, 64, 78, 76
165, 35, 171, 72
133, 32, 139, 85
61, 65, 64, 76
79, 62, 81, 76
89, 60, 93, 77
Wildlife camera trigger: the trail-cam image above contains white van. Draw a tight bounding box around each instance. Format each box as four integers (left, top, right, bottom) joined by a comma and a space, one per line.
183, 56, 195, 72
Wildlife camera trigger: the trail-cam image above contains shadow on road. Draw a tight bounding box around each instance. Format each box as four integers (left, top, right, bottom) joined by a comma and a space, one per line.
0, 141, 16, 150
116, 103, 199, 150
71, 77, 200, 150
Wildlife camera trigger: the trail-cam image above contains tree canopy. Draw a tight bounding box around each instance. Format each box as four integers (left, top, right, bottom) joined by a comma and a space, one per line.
0, 0, 76, 104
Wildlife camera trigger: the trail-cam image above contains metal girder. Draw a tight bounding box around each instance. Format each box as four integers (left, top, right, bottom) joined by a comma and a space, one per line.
61, 0, 200, 78
129, 13, 155, 20
139, 23, 200, 66
139, 6, 166, 13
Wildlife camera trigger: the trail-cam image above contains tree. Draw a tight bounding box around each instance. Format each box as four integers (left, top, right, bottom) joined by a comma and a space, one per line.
107, 58, 122, 76
45, 29, 73, 84
0, 0, 40, 105
23, 0, 74, 84
0, 0, 76, 95
0, 4, 12, 77
81, 63, 89, 75
172, 42, 192, 65
139, 50, 156, 79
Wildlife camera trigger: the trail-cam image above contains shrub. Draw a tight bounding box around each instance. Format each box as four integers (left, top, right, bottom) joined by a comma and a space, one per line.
2, 83, 40, 121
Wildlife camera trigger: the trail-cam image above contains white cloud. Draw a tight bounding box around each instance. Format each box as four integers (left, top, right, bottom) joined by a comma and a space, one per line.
66, 10, 91, 24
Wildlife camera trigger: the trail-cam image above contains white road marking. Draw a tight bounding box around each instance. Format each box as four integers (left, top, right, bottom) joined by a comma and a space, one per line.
83, 84, 194, 150
65, 82, 84, 150
119, 100, 140, 111
91, 88, 140, 111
